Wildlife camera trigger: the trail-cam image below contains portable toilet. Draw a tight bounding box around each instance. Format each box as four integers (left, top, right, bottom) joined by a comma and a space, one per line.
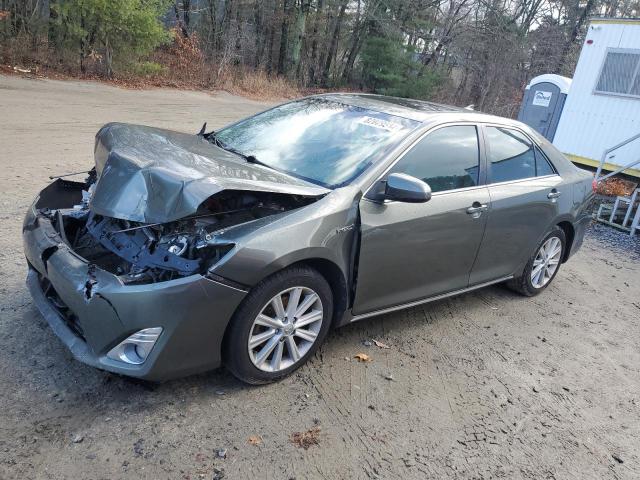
517, 74, 572, 141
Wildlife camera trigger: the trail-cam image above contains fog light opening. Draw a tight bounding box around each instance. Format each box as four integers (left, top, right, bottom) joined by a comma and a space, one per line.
107, 327, 163, 365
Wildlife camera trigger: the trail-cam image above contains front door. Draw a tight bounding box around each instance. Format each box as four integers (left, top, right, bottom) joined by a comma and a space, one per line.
353, 125, 489, 315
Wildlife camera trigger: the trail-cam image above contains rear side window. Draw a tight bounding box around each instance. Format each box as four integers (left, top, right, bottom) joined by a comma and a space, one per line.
535, 147, 556, 176
389, 125, 480, 193
486, 127, 536, 182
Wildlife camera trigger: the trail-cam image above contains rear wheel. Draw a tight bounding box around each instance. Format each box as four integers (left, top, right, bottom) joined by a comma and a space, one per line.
508, 226, 565, 297
224, 266, 332, 384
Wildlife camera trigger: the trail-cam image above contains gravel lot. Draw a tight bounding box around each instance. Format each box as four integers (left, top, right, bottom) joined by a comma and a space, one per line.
1, 74, 640, 480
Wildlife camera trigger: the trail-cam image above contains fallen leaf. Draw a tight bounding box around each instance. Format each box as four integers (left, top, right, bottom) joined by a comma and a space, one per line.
354, 353, 372, 362
247, 435, 262, 446
290, 426, 321, 449
372, 339, 390, 349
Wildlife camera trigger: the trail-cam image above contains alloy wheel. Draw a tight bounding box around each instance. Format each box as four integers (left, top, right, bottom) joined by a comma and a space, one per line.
531, 236, 562, 289
248, 287, 324, 372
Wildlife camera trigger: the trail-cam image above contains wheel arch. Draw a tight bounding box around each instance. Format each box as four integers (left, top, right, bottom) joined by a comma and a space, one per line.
556, 220, 575, 262
292, 258, 349, 327
220, 254, 350, 350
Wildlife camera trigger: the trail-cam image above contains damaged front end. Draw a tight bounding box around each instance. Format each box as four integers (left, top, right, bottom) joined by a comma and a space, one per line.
23, 172, 322, 380
23, 122, 331, 380
36, 175, 316, 286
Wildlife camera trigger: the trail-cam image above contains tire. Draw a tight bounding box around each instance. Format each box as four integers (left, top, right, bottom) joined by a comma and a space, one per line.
223, 265, 333, 384
508, 226, 566, 297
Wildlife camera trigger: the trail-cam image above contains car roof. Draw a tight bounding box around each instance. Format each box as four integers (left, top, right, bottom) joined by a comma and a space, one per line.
314, 93, 519, 126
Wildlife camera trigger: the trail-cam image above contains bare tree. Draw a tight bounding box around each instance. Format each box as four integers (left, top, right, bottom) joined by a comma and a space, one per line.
3, 0, 634, 115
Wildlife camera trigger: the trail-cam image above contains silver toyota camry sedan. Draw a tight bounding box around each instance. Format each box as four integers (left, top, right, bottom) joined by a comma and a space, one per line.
24, 94, 594, 383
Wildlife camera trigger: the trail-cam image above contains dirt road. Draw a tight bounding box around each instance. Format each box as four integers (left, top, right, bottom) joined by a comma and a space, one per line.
1, 75, 639, 479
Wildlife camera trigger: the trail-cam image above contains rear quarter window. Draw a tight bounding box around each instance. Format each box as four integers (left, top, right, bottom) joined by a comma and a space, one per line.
535, 147, 556, 176
525, 128, 570, 175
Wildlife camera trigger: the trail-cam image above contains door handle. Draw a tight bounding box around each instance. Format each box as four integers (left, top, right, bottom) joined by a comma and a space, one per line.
547, 189, 561, 199
466, 202, 488, 217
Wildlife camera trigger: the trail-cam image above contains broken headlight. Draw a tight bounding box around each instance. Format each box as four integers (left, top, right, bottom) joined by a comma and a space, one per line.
73, 212, 234, 284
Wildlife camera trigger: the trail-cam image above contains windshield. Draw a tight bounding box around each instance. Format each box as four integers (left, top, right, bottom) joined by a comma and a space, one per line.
214, 98, 420, 188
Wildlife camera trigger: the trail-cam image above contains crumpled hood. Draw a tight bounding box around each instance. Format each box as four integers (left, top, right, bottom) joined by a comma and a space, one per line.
90, 122, 329, 223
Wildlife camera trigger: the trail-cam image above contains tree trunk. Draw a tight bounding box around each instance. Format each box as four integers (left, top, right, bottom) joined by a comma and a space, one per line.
174, 1, 188, 38
234, 3, 242, 59
321, 0, 347, 87
267, 24, 276, 74
292, 0, 310, 81
308, 0, 324, 85
183, 0, 191, 35
253, 0, 263, 68
218, 0, 233, 53
206, 0, 217, 57
341, 0, 363, 83
48, 0, 58, 47
105, 37, 113, 78
79, 13, 86, 73
277, 0, 293, 75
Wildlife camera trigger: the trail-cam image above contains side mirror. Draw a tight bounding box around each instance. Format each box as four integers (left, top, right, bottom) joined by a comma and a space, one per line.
384, 173, 432, 203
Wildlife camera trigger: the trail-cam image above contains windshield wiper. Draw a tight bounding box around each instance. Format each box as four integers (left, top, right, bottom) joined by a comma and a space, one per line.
204, 130, 273, 170
243, 154, 272, 169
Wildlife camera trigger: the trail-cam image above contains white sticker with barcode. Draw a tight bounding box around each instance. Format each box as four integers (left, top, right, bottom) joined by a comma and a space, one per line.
357, 116, 403, 132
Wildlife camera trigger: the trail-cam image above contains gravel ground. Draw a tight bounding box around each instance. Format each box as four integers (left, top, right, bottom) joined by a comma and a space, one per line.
1, 74, 640, 480
587, 222, 640, 261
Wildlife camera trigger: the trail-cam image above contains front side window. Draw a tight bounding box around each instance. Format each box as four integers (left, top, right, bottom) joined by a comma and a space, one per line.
214, 98, 419, 188
389, 125, 480, 193
486, 127, 536, 182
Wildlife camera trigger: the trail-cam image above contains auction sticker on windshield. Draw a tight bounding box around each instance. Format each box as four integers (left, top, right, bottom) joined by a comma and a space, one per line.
357, 116, 404, 132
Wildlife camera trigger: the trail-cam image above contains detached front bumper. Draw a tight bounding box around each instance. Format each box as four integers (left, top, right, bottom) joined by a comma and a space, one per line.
23, 199, 247, 381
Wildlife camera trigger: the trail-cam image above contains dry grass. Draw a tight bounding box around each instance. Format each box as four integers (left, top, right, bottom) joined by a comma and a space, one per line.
217, 69, 301, 100
0, 30, 303, 101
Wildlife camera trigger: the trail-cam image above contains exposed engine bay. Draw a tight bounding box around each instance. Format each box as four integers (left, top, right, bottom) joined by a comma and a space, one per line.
38, 174, 317, 285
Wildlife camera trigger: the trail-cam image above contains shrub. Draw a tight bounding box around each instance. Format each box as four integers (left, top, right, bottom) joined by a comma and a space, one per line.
52, 0, 171, 76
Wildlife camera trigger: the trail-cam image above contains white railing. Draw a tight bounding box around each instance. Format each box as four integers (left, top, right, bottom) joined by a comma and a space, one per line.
595, 132, 640, 182
594, 133, 640, 236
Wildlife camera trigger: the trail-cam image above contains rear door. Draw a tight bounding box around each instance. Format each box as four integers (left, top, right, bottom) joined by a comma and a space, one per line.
469, 125, 562, 285
353, 124, 490, 315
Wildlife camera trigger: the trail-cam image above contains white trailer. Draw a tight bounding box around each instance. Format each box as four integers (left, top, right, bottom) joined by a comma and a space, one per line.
552, 18, 640, 180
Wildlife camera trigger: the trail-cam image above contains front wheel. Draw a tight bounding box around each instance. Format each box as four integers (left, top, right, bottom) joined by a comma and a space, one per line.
508, 227, 566, 297
223, 265, 333, 384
